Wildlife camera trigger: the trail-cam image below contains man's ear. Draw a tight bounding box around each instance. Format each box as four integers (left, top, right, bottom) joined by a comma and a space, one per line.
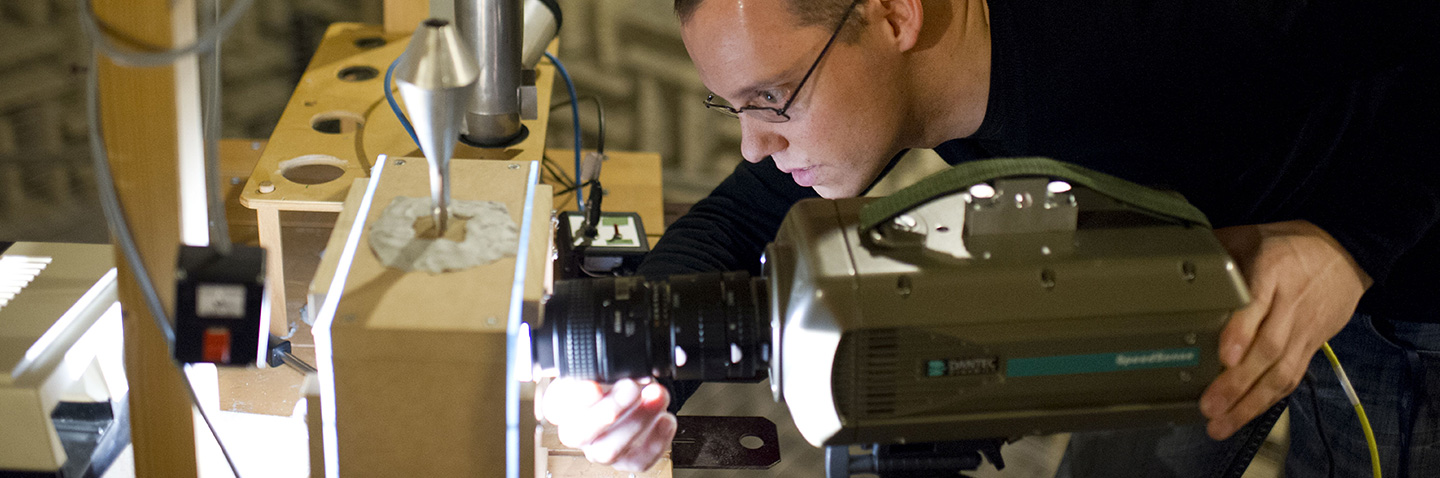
875, 0, 924, 52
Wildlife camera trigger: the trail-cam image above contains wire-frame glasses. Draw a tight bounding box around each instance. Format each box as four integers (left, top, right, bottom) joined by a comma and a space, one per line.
703, 0, 862, 123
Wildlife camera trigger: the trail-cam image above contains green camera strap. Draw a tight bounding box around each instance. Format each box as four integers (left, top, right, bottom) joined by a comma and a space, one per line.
858, 157, 1213, 234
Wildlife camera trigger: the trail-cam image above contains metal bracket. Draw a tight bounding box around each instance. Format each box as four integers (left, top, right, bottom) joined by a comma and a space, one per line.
868, 178, 1079, 260
520, 69, 539, 121
671, 415, 781, 469
867, 192, 971, 259
965, 178, 1078, 237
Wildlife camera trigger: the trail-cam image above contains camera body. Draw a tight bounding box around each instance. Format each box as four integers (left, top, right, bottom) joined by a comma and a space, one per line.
765, 184, 1247, 447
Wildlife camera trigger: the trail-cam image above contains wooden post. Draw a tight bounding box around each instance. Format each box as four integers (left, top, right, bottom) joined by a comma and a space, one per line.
92, 0, 199, 475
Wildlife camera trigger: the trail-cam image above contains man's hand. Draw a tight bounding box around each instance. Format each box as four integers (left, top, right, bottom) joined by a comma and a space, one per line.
1201, 220, 1372, 440
538, 378, 677, 472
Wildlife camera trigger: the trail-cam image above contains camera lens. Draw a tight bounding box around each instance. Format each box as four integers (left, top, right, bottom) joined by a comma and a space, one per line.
533, 271, 770, 384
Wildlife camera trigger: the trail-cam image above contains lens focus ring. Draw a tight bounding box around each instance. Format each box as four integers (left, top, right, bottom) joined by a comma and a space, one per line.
560, 305, 597, 381
549, 279, 600, 381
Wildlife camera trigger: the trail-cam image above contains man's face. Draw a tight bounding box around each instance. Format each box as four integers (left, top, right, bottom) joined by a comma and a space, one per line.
681, 0, 911, 198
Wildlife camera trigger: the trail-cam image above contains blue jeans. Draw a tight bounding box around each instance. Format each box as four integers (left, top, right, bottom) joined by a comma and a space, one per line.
1056, 314, 1440, 478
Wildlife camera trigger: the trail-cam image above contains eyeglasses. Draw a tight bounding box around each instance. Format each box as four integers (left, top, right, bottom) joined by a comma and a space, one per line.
703, 0, 862, 123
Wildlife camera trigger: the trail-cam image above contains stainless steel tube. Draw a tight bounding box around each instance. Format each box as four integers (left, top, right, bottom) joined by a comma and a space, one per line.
456, 0, 524, 145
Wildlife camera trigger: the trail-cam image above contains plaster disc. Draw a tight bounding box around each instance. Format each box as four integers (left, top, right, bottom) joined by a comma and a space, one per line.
368, 196, 520, 274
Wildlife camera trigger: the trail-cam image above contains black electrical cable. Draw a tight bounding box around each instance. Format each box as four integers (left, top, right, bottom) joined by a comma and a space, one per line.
550, 95, 606, 154
542, 154, 582, 199
542, 154, 577, 189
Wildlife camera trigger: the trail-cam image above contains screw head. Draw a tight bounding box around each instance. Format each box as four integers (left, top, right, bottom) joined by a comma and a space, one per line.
896, 275, 913, 298
508, 163, 521, 170
258, 181, 275, 194
394, 159, 406, 166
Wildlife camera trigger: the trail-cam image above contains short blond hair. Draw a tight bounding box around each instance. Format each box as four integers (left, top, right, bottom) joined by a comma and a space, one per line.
674, 0, 867, 41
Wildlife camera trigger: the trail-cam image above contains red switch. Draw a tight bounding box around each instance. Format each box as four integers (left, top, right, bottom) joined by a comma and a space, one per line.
203, 327, 232, 363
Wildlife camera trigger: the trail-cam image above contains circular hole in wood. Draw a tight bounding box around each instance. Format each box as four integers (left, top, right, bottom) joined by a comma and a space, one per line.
337, 65, 379, 82
353, 37, 387, 49
278, 155, 348, 185
310, 111, 366, 134
739, 435, 764, 450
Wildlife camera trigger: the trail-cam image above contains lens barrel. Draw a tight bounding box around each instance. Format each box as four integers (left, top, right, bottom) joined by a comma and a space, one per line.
534, 271, 770, 384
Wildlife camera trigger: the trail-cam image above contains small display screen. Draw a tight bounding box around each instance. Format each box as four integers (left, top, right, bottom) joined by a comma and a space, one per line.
568, 214, 641, 247
196, 283, 247, 319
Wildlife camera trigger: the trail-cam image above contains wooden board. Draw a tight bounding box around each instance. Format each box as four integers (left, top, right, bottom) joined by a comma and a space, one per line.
325, 159, 550, 477
92, 0, 198, 476
219, 139, 264, 245
383, 0, 430, 34
239, 23, 557, 213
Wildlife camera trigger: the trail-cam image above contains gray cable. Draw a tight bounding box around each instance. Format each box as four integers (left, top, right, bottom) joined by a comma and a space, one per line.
201, 0, 231, 254
77, 0, 256, 68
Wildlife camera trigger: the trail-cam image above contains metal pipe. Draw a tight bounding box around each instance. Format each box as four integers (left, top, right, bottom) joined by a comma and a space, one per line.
456, 0, 524, 146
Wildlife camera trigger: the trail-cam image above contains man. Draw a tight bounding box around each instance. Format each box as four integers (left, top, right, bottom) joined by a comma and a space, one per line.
541, 0, 1440, 475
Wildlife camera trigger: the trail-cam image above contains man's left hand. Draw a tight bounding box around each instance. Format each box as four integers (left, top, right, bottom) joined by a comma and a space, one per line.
1201, 220, 1372, 440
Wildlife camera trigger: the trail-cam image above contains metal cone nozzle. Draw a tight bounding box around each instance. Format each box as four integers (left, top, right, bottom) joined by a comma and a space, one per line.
394, 19, 479, 235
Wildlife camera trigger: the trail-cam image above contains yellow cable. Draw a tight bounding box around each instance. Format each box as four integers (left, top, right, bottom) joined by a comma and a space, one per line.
1320, 342, 1381, 478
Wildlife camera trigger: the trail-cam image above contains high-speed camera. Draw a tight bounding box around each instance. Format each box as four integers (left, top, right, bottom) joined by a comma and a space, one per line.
532, 159, 1249, 452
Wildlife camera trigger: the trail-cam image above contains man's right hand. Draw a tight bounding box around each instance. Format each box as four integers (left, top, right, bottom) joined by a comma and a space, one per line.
538, 378, 677, 472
